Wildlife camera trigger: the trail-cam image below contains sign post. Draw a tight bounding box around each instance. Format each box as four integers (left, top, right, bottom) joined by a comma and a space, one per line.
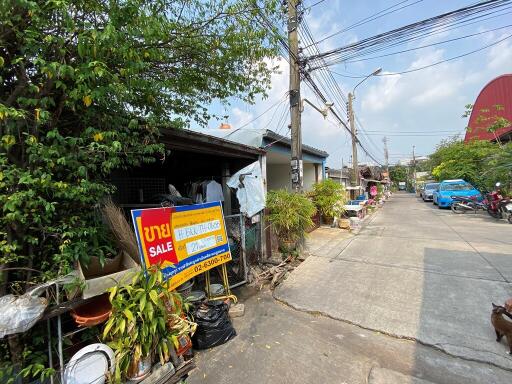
131, 201, 233, 292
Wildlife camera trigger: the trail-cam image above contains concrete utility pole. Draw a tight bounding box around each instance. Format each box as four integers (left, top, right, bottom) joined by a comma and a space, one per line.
383, 136, 389, 173
288, 0, 302, 192
347, 93, 358, 187
347, 68, 382, 188
412, 145, 416, 187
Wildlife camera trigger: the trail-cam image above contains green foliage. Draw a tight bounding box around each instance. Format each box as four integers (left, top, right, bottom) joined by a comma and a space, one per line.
466, 104, 512, 138
389, 165, 408, 186
429, 138, 512, 193
376, 183, 384, 200
266, 190, 317, 244
309, 179, 347, 219
103, 268, 196, 383
1, 0, 280, 375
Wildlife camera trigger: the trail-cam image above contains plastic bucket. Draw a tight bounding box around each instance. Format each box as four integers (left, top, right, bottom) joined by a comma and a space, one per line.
176, 279, 194, 297
209, 284, 225, 296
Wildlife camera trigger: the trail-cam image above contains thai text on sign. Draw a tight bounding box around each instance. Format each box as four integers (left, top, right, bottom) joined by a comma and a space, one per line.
131, 201, 232, 290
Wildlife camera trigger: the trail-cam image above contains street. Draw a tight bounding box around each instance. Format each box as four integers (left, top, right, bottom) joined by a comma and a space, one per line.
189, 193, 512, 384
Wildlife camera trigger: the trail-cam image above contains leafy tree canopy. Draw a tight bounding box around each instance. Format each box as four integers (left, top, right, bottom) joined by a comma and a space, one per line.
389, 165, 408, 184
1, 0, 281, 293
429, 138, 512, 193
1, 0, 281, 376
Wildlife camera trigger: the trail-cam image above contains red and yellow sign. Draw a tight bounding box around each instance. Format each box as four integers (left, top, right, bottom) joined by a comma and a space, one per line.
131, 201, 232, 290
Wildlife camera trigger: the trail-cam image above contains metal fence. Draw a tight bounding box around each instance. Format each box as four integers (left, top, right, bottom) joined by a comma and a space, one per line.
224, 214, 247, 288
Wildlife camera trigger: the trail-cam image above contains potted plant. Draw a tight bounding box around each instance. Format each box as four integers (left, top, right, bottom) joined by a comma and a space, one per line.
309, 179, 347, 224
102, 267, 195, 383
266, 189, 317, 254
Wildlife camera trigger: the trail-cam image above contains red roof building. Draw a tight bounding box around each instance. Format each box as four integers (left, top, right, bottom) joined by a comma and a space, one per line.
464, 74, 512, 143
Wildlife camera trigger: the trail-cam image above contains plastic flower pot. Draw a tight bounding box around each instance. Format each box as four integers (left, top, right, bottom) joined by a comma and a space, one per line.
71, 293, 112, 327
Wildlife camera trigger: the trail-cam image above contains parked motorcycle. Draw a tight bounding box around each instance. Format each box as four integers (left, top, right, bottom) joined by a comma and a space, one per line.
450, 195, 486, 214
486, 182, 504, 219
499, 197, 512, 224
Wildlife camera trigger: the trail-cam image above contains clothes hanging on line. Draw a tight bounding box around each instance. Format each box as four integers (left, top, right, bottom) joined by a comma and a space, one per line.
205, 180, 224, 203
185, 179, 224, 203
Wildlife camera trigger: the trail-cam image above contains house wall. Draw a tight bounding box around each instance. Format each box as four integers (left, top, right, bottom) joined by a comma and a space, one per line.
303, 163, 317, 191
267, 163, 320, 192
267, 164, 291, 191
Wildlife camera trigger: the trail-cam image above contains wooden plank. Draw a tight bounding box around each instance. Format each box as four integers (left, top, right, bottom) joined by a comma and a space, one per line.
139, 360, 195, 384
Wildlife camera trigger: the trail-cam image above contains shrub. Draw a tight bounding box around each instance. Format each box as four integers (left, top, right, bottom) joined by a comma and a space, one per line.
309, 179, 347, 219
266, 190, 316, 244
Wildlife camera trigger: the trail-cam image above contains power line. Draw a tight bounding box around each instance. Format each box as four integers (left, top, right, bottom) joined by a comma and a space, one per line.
332, 7, 512, 65
331, 32, 512, 77
299, 17, 385, 166
303, 0, 327, 11
305, 0, 422, 49
305, 0, 512, 68
342, 23, 512, 63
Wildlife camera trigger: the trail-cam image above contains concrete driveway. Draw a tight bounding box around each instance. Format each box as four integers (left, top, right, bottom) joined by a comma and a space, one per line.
275, 193, 512, 370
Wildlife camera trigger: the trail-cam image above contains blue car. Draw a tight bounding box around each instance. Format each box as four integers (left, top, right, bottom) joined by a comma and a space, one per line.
432, 179, 482, 208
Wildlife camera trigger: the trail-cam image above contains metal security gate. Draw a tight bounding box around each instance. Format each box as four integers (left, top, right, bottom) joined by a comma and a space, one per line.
224, 214, 248, 288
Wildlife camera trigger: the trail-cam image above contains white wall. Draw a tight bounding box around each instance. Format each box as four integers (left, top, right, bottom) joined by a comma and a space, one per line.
267, 164, 291, 191
267, 162, 320, 192
303, 163, 317, 191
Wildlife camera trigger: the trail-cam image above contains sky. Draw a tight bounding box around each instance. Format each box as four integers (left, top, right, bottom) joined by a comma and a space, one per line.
191, 0, 512, 168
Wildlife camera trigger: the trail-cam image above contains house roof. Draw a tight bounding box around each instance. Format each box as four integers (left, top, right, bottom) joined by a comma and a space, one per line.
160, 128, 264, 159
197, 128, 329, 159
465, 74, 512, 142
325, 167, 350, 179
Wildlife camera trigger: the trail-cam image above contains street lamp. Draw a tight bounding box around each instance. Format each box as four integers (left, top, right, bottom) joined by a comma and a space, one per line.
347, 67, 382, 188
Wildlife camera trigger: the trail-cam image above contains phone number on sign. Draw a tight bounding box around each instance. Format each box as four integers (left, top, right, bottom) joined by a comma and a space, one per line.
193, 253, 231, 273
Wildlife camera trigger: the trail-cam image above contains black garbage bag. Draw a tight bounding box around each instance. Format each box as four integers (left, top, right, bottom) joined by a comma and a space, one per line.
192, 300, 236, 350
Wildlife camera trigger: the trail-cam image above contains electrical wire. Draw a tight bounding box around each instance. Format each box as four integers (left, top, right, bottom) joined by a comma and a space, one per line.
222, 94, 288, 139
305, 0, 512, 68
303, 0, 327, 11
342, 23, 512, 63
304, 0, 422, 49
320, 7, 512, 66
331, 32, 512, 77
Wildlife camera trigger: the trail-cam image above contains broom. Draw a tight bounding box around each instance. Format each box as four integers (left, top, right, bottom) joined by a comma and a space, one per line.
102, 199, 140, 262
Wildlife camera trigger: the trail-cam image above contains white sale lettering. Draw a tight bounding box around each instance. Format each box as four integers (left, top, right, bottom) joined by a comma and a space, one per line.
149, 241, 174, 258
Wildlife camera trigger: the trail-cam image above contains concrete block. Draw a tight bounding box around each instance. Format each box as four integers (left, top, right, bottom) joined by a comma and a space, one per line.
229, 303, 245, 318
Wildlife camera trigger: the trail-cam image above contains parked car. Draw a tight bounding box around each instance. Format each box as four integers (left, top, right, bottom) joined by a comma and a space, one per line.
398, 181, 406, 191
432, 179, 482, 208
420, 182, 439, 202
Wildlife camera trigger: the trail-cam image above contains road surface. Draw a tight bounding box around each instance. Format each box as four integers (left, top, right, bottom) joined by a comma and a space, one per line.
188, 193, 512, 383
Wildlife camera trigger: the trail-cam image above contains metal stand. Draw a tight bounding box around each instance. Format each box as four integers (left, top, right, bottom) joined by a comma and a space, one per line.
205, 264, 237, 304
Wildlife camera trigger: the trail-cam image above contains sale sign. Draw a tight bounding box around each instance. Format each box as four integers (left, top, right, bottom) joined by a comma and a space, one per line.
131, 201, 232, 291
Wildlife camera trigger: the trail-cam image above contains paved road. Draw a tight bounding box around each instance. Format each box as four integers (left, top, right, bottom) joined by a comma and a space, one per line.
188, 289, 512, 384
275, 193, 512, 371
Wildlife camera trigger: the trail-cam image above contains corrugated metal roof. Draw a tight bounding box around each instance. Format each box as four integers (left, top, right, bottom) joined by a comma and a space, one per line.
465, 74, 512, 142
197, 128, 329, 158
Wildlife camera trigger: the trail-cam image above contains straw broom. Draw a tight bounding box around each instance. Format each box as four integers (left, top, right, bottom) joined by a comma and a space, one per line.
102, 199, 139, 262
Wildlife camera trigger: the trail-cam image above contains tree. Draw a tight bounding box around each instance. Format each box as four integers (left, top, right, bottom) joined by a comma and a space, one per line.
1, 0, 281, 378
389, 165, 408, 185
429, 138, 512, 193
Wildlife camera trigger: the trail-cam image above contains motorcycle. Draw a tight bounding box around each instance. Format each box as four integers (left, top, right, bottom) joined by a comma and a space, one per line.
486, 182, 504, 219
451, 195, 486, 214
486, 182, 512, 223
499, 197, 512, 224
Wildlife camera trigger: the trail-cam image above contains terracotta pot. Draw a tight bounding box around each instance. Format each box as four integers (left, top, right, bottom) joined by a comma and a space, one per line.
71, 293, 112, 327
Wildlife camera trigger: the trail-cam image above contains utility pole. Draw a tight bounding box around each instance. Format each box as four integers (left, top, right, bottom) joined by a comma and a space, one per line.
383, 136, 389, 173
412, 145, 416, 190
347, 92, 358, 187
288, 0, 302, 192
340, 157, 344, 186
